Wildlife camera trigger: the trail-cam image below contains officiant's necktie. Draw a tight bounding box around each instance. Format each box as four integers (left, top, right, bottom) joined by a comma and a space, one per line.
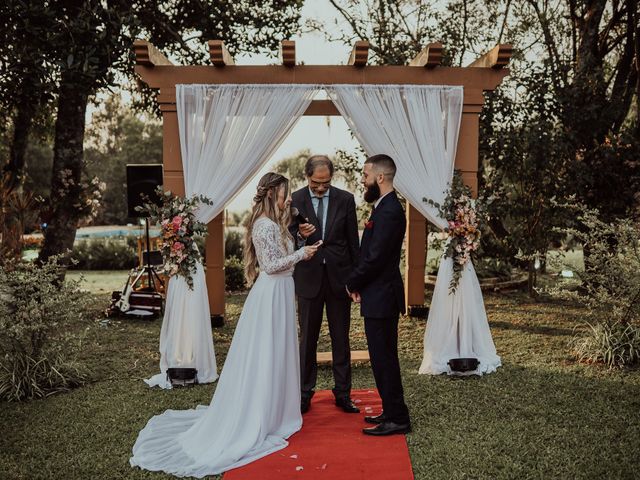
316, 196, 324, 239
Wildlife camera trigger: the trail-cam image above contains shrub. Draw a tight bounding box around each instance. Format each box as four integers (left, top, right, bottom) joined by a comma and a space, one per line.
69, 238, 137, 270
547, 207, 640, 368
225, 255, 246, 292
192, 230, 244, 263
225, 230, 244, 259
473, 257, 513, 279
0, 257, 91, 400
571, 321, 640, 368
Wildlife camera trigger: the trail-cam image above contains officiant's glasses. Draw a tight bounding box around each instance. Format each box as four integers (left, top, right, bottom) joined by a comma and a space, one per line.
309, 178, 331, 187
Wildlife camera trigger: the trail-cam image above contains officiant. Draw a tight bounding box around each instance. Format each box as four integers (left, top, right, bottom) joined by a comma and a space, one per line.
290, 155, 360, 414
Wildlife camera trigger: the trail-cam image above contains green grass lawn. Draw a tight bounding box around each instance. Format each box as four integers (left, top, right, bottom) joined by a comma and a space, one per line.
1, 281, 639, 479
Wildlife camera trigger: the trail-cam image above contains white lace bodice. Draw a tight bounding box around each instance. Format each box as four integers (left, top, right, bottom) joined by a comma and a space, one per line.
252, 217, 306, 276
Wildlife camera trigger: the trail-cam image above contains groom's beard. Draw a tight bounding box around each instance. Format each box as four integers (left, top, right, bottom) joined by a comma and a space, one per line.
363, 181, 381, 203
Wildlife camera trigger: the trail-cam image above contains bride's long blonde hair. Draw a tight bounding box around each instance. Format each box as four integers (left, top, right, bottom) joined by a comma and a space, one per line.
243, 172, 293, 285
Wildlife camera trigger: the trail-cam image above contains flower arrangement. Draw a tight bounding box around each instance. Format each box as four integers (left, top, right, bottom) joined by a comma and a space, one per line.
137, 188, 213, 290
424, 171, 484, 294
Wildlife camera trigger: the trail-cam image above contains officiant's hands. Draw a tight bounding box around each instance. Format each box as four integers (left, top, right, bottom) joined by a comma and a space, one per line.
298, 222, 316, 239
349, 292, 361, 303
302, 240, 322, 260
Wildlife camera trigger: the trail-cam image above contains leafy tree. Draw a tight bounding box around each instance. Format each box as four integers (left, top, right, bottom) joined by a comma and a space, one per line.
0, 2, 57, 190
325, 0, 640, 295
84, 94, 162, 225
272, 149, 311, 191
480, 67, 574, 294
547, 205, 640, 368
0, 0, 305, 273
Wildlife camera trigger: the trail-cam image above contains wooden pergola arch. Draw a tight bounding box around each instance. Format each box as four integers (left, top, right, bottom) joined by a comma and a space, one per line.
134, 39, 511, 322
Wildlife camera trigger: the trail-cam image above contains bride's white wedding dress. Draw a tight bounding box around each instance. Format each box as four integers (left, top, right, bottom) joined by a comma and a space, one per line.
130, 216, 306, 478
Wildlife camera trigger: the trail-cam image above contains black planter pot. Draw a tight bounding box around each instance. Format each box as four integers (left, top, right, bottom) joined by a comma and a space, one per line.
447, 358, 480, 372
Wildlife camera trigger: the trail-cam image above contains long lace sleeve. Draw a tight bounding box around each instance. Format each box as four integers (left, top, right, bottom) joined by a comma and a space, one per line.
253, 219, 306, 274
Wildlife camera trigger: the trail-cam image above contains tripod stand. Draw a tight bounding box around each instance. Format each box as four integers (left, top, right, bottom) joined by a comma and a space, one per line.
139, 217, 165, 293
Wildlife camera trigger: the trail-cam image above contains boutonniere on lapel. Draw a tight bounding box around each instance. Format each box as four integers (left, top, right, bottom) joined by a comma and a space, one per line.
364, 220, 374, 230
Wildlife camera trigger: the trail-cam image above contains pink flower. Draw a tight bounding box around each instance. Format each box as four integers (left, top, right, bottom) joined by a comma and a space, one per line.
173, 241, 185, 252
172, 215, 183, 231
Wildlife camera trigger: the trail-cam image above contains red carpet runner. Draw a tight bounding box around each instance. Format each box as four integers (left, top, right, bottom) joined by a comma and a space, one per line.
224, 389, 414, 480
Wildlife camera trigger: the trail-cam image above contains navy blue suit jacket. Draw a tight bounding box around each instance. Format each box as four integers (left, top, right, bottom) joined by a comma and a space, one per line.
289, 186, 359, 299
346, 191, 406, 318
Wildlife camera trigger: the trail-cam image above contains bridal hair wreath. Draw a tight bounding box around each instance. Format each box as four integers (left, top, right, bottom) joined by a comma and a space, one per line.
424, 171, 487, 294
136, 187, 213, 290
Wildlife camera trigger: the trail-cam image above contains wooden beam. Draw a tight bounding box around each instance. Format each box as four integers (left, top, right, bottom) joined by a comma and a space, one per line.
317, 350, 370, 365
208, 40, 235, 66
467, 44, 512, 69
304, 99, 339, 116
280, 40, 295, 67
408, 42, 443, 68
133, 40, 173, 67
135, 65, 509, 92
348, 41, 369, 67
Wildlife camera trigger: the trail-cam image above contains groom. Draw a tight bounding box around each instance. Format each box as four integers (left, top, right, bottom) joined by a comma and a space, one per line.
346, 154, 411, 436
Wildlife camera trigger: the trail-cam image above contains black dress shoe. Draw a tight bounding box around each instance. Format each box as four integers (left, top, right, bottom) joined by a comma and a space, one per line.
301, 397, 311, 414
335, 397, 360, 413
364, 412, 386, 424
362, 421, 411, 436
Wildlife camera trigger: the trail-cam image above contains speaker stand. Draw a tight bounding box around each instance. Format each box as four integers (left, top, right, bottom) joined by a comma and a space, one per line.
138, 217, 165, 293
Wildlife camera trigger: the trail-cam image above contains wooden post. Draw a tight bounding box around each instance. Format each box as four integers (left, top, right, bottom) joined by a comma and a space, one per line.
456, 113, 480, 195
206, 213, 225, 326
158, 96, 184, 196
157, 88, 225, 326
456, 89, 485, 195
404, 204, 427, 316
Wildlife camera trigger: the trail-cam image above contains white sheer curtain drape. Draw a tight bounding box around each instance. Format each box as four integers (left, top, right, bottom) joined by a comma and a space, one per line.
326, 84, 500, 375
145, 84, 318, 388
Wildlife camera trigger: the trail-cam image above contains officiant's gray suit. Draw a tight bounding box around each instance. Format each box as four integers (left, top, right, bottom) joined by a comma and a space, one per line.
290, 185, 359, 402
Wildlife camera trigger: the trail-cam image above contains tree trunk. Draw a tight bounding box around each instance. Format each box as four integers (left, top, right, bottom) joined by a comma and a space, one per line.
527, 258, 537, 297
3, 100, 34, 191
635, 1, 640, 137
38, 75, 89, 272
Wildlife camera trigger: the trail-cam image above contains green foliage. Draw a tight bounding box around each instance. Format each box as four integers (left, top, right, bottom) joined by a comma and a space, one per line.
227, 210, 250, 227
272, 149, 311, 191
571, 321, 640, 369
334, 148, 365, 193
473, 256, 514, 279
224, 255, 246, 292
69, 238, 137, 271
547, 206, 640, 368
327, 0, 640, 295
0, 257, 91, 400
84, 94, 162, 225
225, 230, 244, 260
2, 0, 306, 271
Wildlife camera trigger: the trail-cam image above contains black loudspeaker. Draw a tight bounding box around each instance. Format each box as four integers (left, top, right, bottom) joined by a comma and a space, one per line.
143, 250, 163, 266
126, 164, 163, 218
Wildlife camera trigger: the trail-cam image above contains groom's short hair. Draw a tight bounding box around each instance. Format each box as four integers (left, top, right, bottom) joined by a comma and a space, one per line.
305, 155, 334, 177
365, 154, 396, 180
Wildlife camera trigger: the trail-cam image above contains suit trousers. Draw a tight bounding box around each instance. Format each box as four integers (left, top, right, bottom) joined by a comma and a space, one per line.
298, 266, 352, 400
364, 315, 410, 424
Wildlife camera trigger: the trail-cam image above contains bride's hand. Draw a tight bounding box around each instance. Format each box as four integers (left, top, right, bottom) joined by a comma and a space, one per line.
302, 240, 322, 260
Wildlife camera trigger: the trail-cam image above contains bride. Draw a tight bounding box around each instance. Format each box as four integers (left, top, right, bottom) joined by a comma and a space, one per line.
130, 172, 321, 478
